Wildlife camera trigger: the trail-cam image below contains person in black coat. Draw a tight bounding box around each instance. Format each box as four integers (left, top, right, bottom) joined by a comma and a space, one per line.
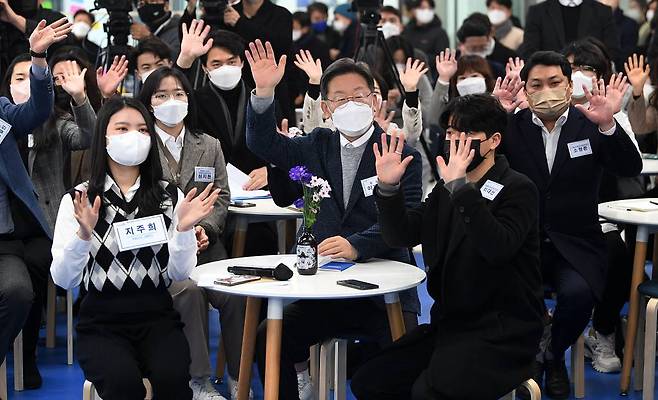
351, 94, 544, 400
456, 13, 517, 78
519, 0, 621, 62
494, 51, 643, 399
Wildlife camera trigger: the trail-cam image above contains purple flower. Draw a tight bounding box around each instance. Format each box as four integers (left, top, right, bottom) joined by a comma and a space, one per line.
289, 166, 309, 182
300, 171, 313, 184
293, 197, 305, 209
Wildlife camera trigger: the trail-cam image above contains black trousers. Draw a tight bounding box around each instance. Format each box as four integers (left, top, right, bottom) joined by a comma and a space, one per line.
255, 299, 413, 400
541, 242, 596, 359
76, 309, 192, 400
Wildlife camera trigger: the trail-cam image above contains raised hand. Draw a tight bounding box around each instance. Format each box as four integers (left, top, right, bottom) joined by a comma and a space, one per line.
492, 75, 524, 113
293, 49, 322, 85
436, 48, 457, 82
29, 18, 72, 53
73, 190, 101, 241
605, 72, 629, 114
178, 19, 213, 68
436, 132, 475, 183
400, 58, 428, 92
505, 57, 524, 81
177, 183, 221, 232
374, 99, 395, 132
373, 130, 414, 185
96, 55, 129, 99
624, 53, 650, 97
574, 77, 618, 130
60, 61, 87, 105
245, 39, 287, 97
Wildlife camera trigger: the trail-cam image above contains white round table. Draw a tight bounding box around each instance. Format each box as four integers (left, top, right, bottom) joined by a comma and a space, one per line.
228, 198, 302, 257
192, 255, 426, 400
642, 158, 658, 176
599, 199, 658, 393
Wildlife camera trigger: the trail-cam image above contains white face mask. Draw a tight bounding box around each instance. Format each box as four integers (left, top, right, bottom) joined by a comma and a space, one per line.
487, 9, 508, 25
71, 21, 91, 39
558, 0, 582, 6
414, 8, 434, 24
331, 101, 374, 137
456, 76, 487, 96
626, 8, 642, 23
334, 19, 349, 33
140, 68, 156, 83
106, 130, 152, 166
571, 71, 594, 98
381, 22, 401, 39
10, 80, 30, 104
153, 99, 188, 127
648, 9, 655, 22
292, 29, 302, 41
208, 65, 242, 90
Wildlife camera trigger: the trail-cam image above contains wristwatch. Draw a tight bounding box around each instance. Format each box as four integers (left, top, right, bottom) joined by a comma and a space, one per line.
29, 49, 47, 58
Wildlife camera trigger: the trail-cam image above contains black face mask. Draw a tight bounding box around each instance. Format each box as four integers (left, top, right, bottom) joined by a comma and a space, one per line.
54, 85, 72, 111
442, 137, 493, 172
138, 3, 167, 26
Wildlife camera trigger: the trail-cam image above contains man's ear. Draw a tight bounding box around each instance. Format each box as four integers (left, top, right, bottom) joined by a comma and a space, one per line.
320, 101, 331, 119
490, 132, 502, 150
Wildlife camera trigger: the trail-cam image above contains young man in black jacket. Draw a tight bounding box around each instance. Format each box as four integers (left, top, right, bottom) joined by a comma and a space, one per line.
351, 94, 544, 399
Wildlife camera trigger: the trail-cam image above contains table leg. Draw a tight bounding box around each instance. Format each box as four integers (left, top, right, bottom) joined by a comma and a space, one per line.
384, 293, 406, 341
237, 297, 261, 400
264, 298, 284, 400
620, 225, 649, 394
653, 234, 658, 281
231, 217, 248, 258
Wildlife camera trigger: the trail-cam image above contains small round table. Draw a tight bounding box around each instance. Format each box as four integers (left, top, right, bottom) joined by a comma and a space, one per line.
642, 158, 658, 176
191, 255, 427, 400
599, 199, 658, 394
229, 198, 302, 257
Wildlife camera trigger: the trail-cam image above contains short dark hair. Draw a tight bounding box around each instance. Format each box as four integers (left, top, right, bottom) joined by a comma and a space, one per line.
320, 58, 375, 100
439, 94, 507, 139
456, 13, 492, 42
293, 11, 311, 28
561, 39, 611, 82
405, 0, 435, 10
520, 51, 572, 84
201, 30, 245, 66
486, 0, 512, 9
380, 6, 401, 20
73, 9, 95, 23
130, 37, 172, 72
307, 2, 328, 16
137, 67, 198, 131
385, 35, 415, 61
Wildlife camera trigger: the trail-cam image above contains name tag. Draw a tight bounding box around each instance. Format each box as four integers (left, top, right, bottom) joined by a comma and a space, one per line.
568, 139, 592, 158
194, 166, 215, 183
0, 118, 12, 145
480, 179, 504, 201
113, 214, 168, 252
361, 176, 378, 197
27, 134, 34, 148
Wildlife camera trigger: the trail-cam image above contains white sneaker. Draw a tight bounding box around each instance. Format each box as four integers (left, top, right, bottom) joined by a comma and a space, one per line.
190, 377, 227, 400
585, 328, 621, 373
226, 375, 254, 400
297, 369, 313, 400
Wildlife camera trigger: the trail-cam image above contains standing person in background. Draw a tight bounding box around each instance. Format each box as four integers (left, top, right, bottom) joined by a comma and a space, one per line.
307, 2, 341, 52
403, 0, 449, 78
487, 0, 524, 51
519, 0, 621, 63
291, 11, 331, 107
630, 0, 652, 52
65, 9, 100, 66
457, 13, 518, 78
599, 0, 639, 69
332, 4, 359, 60
129, 37, 173, 84
131, 0, 181, 61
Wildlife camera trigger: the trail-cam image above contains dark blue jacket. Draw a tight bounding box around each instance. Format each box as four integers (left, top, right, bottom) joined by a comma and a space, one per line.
246, 101, 423, 314
0, 67, 55, 238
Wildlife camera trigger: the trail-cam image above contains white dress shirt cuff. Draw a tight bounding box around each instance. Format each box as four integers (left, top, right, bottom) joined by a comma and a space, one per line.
599, 121, 617, 136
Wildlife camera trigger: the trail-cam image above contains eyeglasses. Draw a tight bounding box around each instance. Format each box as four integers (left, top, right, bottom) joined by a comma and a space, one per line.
152, 90, 188, 103
327, 92, 373, 107
570, 64, 597, 74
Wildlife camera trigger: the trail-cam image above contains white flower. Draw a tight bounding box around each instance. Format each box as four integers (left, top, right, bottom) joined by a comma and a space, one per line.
310, 176, 323, 187
313, 193, 320, 202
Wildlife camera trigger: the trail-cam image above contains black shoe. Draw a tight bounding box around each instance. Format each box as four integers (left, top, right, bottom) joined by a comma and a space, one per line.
516, 360, 544, 400
23, 357, 42, 390
544, 357, 570, 399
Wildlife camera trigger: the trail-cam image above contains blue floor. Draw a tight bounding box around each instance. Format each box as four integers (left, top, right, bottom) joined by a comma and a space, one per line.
4, 260, 658, 399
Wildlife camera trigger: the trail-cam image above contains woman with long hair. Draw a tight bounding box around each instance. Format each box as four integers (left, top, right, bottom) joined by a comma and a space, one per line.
50, 97, 219, 400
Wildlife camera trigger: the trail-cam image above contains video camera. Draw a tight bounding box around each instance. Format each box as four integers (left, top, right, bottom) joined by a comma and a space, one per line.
94, 0, 134, 65
351, 0, 383, 26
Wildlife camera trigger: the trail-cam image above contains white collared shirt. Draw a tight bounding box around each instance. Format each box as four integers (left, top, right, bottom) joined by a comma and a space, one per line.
156, 125, 185, 162
338, 125, 375, 148
531, 108, 570, 173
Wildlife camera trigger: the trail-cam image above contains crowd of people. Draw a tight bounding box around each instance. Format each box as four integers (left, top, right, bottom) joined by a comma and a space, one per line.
2, 0, 658, 399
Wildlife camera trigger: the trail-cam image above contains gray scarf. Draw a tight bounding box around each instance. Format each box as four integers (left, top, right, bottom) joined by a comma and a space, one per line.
494, 19, 513, 40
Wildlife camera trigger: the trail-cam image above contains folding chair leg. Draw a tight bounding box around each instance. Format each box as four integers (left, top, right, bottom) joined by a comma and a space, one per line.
521, 379, 541, 400
67, 289, 74, 365
309, 344, 320, 400
215, 334, 226, 383
13, 331, 23, 391
318, 339, 335, 400
1, 358, 7, 400
46, 276, 57, 348
333, 339, 347, 400
83, 380, 95, 400
571, 334, 585, 398
643, 298, 658, 400
635, 300, 646, 392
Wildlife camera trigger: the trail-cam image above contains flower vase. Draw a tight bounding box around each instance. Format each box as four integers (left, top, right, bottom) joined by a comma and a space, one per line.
296, 224, 318, 275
